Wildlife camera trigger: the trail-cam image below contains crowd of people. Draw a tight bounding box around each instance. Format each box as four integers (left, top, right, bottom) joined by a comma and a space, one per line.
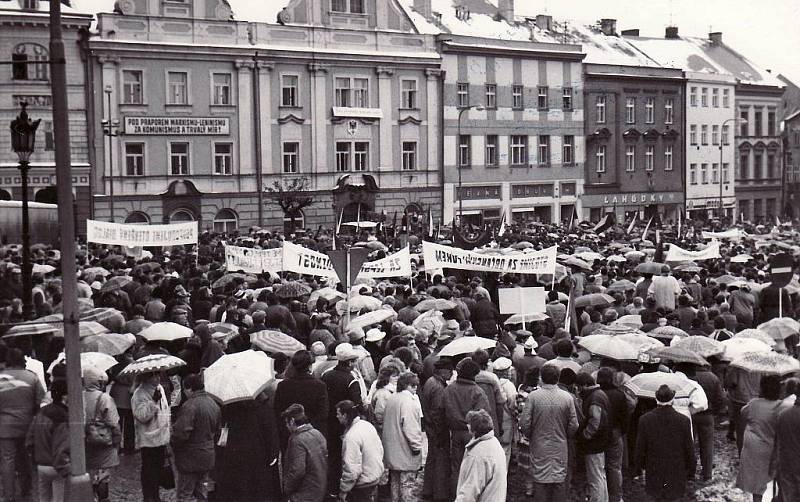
0, 217, 799, 502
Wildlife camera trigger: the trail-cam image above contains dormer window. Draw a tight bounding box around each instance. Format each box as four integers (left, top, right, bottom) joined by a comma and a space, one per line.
331, 0, 364, 14
455, 6, 470, 20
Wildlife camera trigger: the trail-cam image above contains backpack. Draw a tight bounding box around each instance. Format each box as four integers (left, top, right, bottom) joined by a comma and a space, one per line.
85, 394, 114, 447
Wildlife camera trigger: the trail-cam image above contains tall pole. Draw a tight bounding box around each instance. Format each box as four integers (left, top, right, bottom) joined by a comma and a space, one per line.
457, 107, 466, 229
19, 160, 32, 320
49, 0, 92, 499
105, 87, 115, 222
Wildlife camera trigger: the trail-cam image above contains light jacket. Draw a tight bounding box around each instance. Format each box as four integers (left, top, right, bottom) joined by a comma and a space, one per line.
454, 432, 507, 502
131, 382, 170, 449
83, 373, 121, 470
381, 389, 423, 472
340, 417, 384, 493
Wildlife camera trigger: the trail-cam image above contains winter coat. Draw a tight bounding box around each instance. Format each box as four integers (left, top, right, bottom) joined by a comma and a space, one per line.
283, 424, 328, 502
0, 367, 45, 439
635, 406, 696, 501
454, 432, 507, 502
274, 374, 329, 448
444, 378, 492, 432
26, 402, 71, 476
382, 389, 423, 472
340, 417, 384, 493
475, 370, 505, 437
83, 384, 121, 470
471, 299, 501, 338
420, 375, 448, 446
131, 382, 171, 449
171, 390, 220, 473
369, 385, 394, 435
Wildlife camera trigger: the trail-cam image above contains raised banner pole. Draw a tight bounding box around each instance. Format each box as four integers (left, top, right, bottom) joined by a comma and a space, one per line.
779, 287, 783, 318
346, 249, 351, 331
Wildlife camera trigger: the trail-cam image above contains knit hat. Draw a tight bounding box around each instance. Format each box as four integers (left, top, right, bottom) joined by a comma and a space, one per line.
655, 384, 676, 404
456, 357, 480, 380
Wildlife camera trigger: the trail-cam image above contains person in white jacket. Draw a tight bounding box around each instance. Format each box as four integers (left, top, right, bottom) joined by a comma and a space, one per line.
131, 372, 171, 502
336, 400, 384, 501
455, 409, 508, 502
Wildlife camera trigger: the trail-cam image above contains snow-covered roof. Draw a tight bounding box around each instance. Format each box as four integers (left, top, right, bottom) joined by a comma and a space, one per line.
681, 37, 784, 88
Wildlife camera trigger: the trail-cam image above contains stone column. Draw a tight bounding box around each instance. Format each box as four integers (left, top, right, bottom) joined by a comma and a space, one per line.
376, 66, 395, 171
308, 63, 328, 188
235, 60, 254, 188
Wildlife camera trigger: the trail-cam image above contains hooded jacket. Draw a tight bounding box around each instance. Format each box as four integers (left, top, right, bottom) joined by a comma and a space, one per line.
26, 402, 71, 476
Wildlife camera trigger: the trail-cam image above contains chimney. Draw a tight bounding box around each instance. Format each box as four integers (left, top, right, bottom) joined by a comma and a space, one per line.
665, 26, 679, 39
709, 32, 723, 44
413, 0, 431, 19
621, 28, 639, 36
535, 14, 552, 31
600, 18, 617, 36
497, 0, 514, 22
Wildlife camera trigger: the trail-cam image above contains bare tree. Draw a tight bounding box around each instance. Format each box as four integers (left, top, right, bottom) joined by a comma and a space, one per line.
265, 176, 315, 232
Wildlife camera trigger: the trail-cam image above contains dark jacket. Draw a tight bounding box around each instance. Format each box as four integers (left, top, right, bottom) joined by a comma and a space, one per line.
171, 391, 221, 473
576, 386, 611, 454
693, 369, 726, 416
321, 364, 362, 438
635, 406, 696, 501
26, 402, 70, 476
600, 384, 630, 434
759, 286, 791, 323
283, 424, 328, 502
472, 299, 501, 338
274, 374, 329, 448
444, 378, 492, 432
420, 375, 448, 447
264, 304, 297, 336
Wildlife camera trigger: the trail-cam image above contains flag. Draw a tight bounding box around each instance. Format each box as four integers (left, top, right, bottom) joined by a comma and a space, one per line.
627, 213, 638, 235
568, 207, 577, 230
356, 204, 361, 228
593, 212, 615, 233
677, 208, 682, 240
642, 216, 654, 241
497, 210, 507, 237
332, 208, 344, 250
427, 208, 434, 239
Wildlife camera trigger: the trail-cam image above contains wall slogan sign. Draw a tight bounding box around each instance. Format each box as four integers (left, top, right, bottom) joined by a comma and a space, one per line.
124, 117, 230, 135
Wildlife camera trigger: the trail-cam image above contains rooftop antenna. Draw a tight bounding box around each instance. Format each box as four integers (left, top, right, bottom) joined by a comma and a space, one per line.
563, 20, 568, 44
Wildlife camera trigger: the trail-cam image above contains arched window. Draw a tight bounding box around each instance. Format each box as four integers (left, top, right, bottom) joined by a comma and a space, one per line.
34, 186, 57, 204
12, 43, 48, 81
213, 209, 238, 233
0, 189, 11, 201
125, 211, 150, 225
169, 209, 195, 222
284, 209, 305, 234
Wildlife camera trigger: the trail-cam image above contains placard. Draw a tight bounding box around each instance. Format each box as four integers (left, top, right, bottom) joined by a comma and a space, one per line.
498, 287, 546, 314
86, 220, 197, 246
224, 245, 282, 274
421, 241, 557, 275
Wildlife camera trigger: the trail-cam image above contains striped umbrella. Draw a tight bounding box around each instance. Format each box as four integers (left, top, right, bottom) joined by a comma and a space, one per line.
624, 372, 696, 399
81, 333, 136, 356
2, 322, 60, 338
250, 330, 304, 356
138, 322, 193, 342
80, 308, 124, 325
54, 321, 109, 339
34, 313, 64, 326
119, 354, 186, 377
671, 336, 725, 358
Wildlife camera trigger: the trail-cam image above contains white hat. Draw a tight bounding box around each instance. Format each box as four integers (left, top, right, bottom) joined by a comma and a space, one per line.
365, 328, 386, 343
493, 357, 512, 372
524, 337, 538, 349
90, 281, 102, 290
335, 342, 359, 361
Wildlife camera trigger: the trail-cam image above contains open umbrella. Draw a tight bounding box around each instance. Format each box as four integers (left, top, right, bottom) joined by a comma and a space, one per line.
212, 273, 255, 290
53, 298, 94, 314
350, 308, 398, 330
649, 346, 709, 366
100, 275, 133, 293
612, 314, 643, 328
438, 336, 497, 357
670, 336, 724, 358
564, 257, 592, 271
574, 293, 615, 309
81, 333, 136, 356
606, 255, 628, 263
274, 281, 312, 299
336, 295, 382, 314
720, 338, 773, 361
79, 352, 118, 373
250, 330, 305, 356
730, 254, 753, 263
636, 262, 666, 274
735, 329, 776, 347
34, 313, 64, 325
648, 326, 689, 340
504, 312, 549, 325
138, 322, 193, 342
307, 287, 346, 312
209, 322, 239, 337
119, 354, 186, 377
2, 322, 60, 338
624, 372, 696, 399
730, 352, 800, 376
606, 280, 636, 293
715, 275, 739, 286
80, 307, 123, 325
204, 350, 275, 404
53, 321, 109, 339
415, 299, 456, 312
32, 264, 55, 275
757, 318, 800, 340
616, 333, 664, 351
576, 251, 604, 262
624, 250, 645, 260
511, 241, 534, 250
578, 335, 639, 360
83, 266, 111, 278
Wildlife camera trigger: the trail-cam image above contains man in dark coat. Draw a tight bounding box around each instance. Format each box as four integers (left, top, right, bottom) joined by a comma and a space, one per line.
471, 292, 501, 339
282, 404, 328, 502
635, 384, 696, 501
758, 284, 792, 323
264, 292, 297, 336
420, 358, 454, 502
274, 350, 329, 450
777, 380, 800, 501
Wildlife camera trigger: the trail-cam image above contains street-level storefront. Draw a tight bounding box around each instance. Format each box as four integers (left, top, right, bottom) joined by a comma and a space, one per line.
686, 196, 737, 220
582, 191, 684, 225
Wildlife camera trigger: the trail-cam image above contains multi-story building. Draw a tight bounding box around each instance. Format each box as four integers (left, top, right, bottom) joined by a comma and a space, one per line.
0, 0, 93, 233
85, 0, 442, 230
780, 75, 800, 219
401, 2, 585, 226
623, 32, 738, 221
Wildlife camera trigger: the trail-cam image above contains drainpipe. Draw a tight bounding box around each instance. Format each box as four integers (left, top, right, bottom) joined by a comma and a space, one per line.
439, 68, 446, 222
80, 29, 95, 225
253, 51, 263, 227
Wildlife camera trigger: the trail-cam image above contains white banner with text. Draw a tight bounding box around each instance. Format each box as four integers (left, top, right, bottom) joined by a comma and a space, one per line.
224, 245, 283, 274
666, 241, 721, 262
422, 241, 557, 275
86, 220, 198, 247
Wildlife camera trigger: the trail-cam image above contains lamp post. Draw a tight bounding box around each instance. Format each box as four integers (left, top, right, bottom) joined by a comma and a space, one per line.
9, 102, 40, 320
719, 117, 743, 222
102, 85, 120, 222
456, 104, 484, 228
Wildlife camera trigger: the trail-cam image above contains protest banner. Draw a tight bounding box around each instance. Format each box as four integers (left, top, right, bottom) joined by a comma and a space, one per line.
421, 241, 557, 275
665, 241, 720, 262
86, 219, 197, 246
359, 246, 412, 278
498, 287, 546, 314
224, 245, 282, 274
701, 229, 746, 240
282, 241, 338, 278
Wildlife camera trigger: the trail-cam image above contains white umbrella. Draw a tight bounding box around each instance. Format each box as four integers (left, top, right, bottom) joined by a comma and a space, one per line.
138, 322, 193, 342
504, 312, 549, 325
578, 335, 639, 361
625, 372, 696, 399
438, 336, 497, 357
720, 337, 772, 361
204, 350, 275, 404
47, 351, 118, 375
350, 308, 398, 330
730, 254, 753, 263
613, 315, 643, 328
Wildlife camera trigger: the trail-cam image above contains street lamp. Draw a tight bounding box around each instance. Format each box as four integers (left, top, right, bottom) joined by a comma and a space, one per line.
102, 85, 120, 222
719, 117, 744, 222
456, 104, 484, 228
9, 102, 40, 320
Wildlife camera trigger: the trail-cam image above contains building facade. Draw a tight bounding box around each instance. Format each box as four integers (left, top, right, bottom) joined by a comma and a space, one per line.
87, 0, 442, 230
780, 75, 800, 219
0, 0, 93, 235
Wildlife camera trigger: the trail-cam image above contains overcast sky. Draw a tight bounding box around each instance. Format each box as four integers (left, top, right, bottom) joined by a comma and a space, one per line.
517, 0, 800, 86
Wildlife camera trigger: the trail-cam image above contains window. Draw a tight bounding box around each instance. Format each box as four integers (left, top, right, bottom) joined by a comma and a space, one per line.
645, 97, 655, 124
596, 95, 606, 123
723, 89, 730, 108
512, 85, 523, 109
485, 135, 498, 167
510, 135, 527, 166
690, 87, 698, 106
485, 84, 497, 109
690, 125, 697, 145
457, 83, 469, 108
562, 87, 573, 110
169, 143, 189, 175
739, 152, 749, 179
125, 212, 150, 225
701, 87, 708, 107
562, 135, 574, 165
336, 142, 351, 172
12, 43, 48, 80
767, 154, 775, 179
722, 124, 730, 145
354, 142, 368, 171
645, 145, 654, 171
212, 143, 233, 174
740, 110, 749, 135
767, 111, 776, 136
712, 88, 719, 107
537, 86, 548, 110
665, 98, 674, 124
335, 77, 368, 108
330, 0, 363, 13
712, 125, 719, 145
211, 73, 231, 105
124, 143, 144, 176
754, 110, 763, 136
458, 135, 470, 167
722, 162, 730, 183
701, 163, 708, 183
712, 163, 719, 183
690, 164, 697, 184
538, 135, 550, 166
626, 97, 636, 124
167, 71, 188, 105
282, 142, 299, 173
43, 121, 54, 151
281, 75, 298, 107
122, 70, 143, 104
595, 146, 606, 173
625, 145, 636, 172
664, 145, 673, 171
213, 209, 238, 233
701, 125, 708, 145
401, 141, 417, 170
401, 80, 417, 109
